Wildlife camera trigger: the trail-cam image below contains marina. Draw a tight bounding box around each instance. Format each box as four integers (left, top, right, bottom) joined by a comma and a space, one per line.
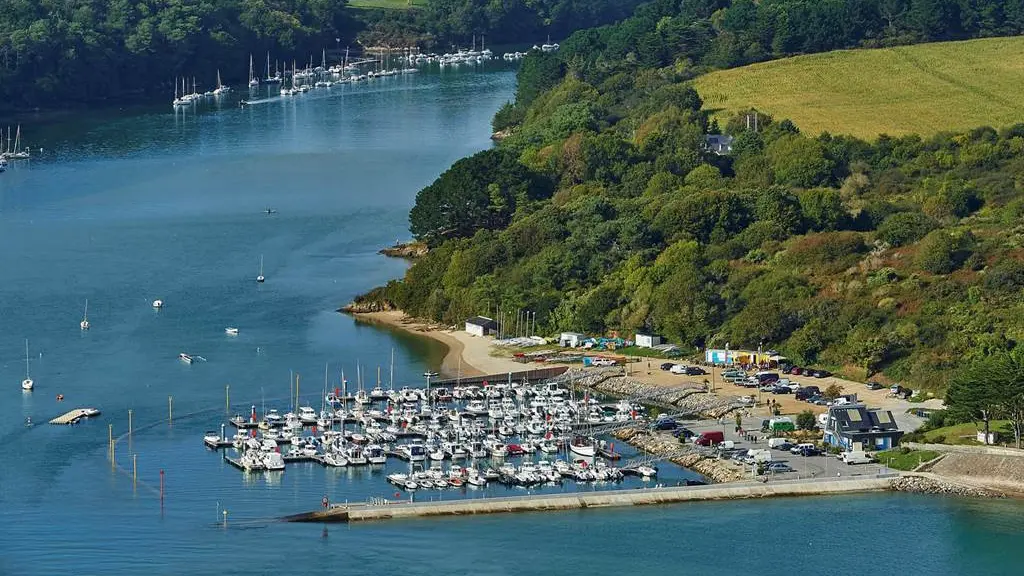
198, 368, 672, 495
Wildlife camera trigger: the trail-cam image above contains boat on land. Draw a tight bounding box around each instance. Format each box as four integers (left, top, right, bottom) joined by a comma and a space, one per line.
21, 339, 34, 391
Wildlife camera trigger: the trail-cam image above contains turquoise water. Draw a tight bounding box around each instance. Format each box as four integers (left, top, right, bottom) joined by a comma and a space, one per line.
1, 69, 1023, 575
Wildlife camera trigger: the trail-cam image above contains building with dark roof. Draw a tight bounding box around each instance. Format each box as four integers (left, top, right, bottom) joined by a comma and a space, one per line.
823, 404, 904, 451
464, 316, 497, 337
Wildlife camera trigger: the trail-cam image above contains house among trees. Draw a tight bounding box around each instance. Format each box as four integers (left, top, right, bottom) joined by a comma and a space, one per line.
823, 404, 904, 451
635, 333, 663, 348
559, 332, 586, 347
464, 316, 497, 337
703, 134, 734, 155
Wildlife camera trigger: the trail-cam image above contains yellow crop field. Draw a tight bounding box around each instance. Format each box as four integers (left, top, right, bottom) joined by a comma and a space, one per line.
693, 37, 1024, 139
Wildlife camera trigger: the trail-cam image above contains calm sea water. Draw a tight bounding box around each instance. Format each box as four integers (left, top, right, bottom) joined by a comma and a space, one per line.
1, 68, 1023, 575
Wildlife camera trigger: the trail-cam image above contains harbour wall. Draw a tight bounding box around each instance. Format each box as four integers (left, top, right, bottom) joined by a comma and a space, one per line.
286, 474, 895, 523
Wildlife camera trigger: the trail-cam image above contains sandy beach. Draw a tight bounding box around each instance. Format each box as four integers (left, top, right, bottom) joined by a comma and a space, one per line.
348, 310, 531, 377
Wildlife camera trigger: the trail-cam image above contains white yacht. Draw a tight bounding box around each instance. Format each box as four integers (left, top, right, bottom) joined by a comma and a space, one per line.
263, 451, 285, 471
569, 436, 596, 458
297, 406, 317, 424
21, 339, 33, 391
80, 299, 90, 330
398, 443, 426, 462
178, 353, 194, 364
225, 327, 239, 335
152, 299, 164, 308
256, 255, 265, 283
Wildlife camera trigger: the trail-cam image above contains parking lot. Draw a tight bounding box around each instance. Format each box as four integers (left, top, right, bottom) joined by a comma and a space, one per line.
673, 417, 890, 481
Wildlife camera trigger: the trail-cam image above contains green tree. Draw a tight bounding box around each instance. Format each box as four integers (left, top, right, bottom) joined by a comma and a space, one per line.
796, 410, 817, 430
765, 134, 834, 188
876, 211, 936, 246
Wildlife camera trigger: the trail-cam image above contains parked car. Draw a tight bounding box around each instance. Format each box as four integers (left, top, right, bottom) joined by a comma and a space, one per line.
685, 366, 707, 376
789, 366, 802, 375
591, 357, 617, 367
841, 451, 874, 465
672, 427, 695, 439
694, 431, 725, 446
669, 364, 688, 375
652, 417, 678, 431
722, 369, 743, 378
760, 384, 776, 392
812, 397, 830, 406
866, 381, 883, 390
813, 370, 832, 378
791, 443, 816, 455
766, 462, 793, 473
800, 446, 822, 457
771, 385, 791, 395
795, 386, 821, 401
660, 362, 676, 371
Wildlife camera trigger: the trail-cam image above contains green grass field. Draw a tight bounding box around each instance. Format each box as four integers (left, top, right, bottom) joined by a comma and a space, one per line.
693, 37, 1024, 139
347, 0, 424, 9
874, 449, 941, 471
921, 421, 1012, 445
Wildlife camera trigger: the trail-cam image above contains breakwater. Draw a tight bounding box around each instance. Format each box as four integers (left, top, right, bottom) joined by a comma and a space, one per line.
285, 475, 896, 523
554, 367, 741, 418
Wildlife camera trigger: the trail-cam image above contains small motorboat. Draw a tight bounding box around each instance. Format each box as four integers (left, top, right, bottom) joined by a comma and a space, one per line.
80, 299, 90, 330
152, 299, 164, 309
179, 353, 194, 364
225, 327, 239, 336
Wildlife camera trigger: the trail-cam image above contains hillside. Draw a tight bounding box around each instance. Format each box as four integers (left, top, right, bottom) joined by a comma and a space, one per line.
694, 38, 1024, 139
357, 1, 1024, 394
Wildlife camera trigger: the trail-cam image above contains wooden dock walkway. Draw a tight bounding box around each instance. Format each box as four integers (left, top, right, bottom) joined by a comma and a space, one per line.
49, 408, 101, 425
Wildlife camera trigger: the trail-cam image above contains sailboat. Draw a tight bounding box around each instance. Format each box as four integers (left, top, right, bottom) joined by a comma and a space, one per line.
248, 54, 259, 88
212, 70, 230, 96
265, 52, 281, 84
21, 339, 34, 391
257, 255, 265, 283
80, 300, 90, 330
280, 63, 295, 96
6, 126, 30, 160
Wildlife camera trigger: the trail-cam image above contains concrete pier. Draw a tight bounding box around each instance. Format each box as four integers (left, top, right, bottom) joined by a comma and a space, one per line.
285, 474, 897, 524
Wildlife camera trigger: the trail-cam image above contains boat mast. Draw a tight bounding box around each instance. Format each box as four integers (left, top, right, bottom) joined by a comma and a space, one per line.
24, 339, 30, 379
389, 348, 394, 391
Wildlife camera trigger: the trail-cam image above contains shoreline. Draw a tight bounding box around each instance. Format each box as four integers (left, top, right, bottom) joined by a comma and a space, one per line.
345, 310, 532, 378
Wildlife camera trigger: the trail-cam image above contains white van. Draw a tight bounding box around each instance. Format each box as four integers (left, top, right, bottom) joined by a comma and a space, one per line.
768, 437, 793, 449
841, 451, 873, 465
745, 449, 772, 464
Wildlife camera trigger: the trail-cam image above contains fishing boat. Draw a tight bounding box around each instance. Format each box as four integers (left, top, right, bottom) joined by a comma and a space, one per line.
248, 54, 259, 87
80, 299, 90, 330
225, 327, 239, 335
21, 339, 33, 391
569, 435, 597, 458
256, 255, 265, 283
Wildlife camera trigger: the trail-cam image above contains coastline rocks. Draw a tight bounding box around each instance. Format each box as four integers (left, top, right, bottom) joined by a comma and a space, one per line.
556, 367, 742, 418
613, 428, 745, 483
379, 241, 428, 259
890, 475, 1002, 498
491, 129, 512, 141
340, 300, 396, 314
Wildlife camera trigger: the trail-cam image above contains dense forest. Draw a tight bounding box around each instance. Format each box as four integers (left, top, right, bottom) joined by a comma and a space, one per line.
357, 0, 1024, 390
0, 0, 641, 111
